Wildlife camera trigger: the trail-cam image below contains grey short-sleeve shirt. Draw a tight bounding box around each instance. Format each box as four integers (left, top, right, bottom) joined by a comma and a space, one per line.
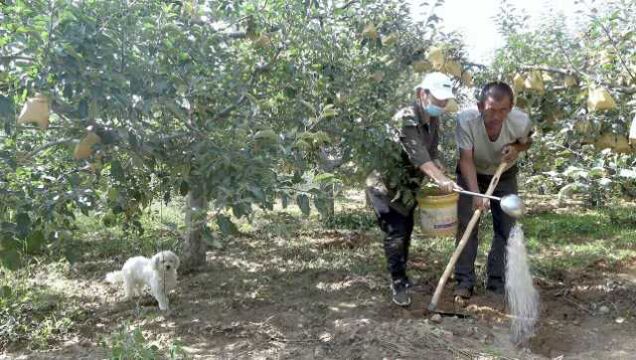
456, 107, 533, 175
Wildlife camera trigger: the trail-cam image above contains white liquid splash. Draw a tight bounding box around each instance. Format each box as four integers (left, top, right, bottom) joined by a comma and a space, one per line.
505, 224, 539, 344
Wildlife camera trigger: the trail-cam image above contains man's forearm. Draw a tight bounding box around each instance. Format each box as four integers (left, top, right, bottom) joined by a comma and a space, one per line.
419, 161, 446, 183
459, 156, 479, 193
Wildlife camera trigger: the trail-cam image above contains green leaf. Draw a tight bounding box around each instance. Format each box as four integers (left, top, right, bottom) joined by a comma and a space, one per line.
15, 213, 30, 238
102, 214, 116, 227
253, 129, 278, 143
0, 285, 12, 299
179, 180, 190, 196
248, 185, 265, 202
314, 172, 337, 184
0, 249, 22, 270
216, 214, 238, 235
25, 230, 45, 254
281, 193, 289, 209
231, 203, 251, 218
296, 194, 311, 216
0, 95, 15, 134
202, 227, 223, 249
320, 104, 338, 118
313, 195, 334, 219
110, 160, 124, 179
107, 188, 119, 202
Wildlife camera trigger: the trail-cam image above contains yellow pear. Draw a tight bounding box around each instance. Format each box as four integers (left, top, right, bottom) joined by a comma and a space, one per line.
629, 113, 636, 143
613, 136, 632, 153
253, 34, 272, 48
587, 87, 616, 112
369, 71, 385, 82
574, 118, 591, 133
515, 96, 528, 111
17, 93, 50, 129
362, 23, 378, 40
564, 75, 578, 88
524, 71, 544, 94
426, 46, 445, 70
442, 60, 462, 78
444, 98, 459, 113
254, 129, 278, 142
541, 72, 553, 82
512, 73, 525, 93
381, 33, 398, 46
89, 157, 103, 174
599, 50, 613, 65
412, 60, 430, 73
594, 133, 616, 150
461, 71, 473, 86
74, 132, 101, 160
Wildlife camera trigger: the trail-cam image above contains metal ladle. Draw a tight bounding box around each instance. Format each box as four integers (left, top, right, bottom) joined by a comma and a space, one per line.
455, 190, 525, 218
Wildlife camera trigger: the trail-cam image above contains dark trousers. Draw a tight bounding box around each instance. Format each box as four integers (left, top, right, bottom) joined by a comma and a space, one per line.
454, 167, 518, 290
366, 188, 415, 282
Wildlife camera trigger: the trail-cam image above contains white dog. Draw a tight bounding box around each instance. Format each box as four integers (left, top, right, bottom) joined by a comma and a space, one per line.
105, 250, 180, 311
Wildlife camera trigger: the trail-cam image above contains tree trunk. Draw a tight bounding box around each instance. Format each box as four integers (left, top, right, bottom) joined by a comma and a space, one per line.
182, 183, 208, 271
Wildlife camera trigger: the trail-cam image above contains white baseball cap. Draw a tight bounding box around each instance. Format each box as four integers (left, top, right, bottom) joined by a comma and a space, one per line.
414, 72, 455, 100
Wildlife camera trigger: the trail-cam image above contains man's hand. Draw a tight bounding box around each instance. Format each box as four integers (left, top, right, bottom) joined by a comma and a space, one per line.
436, 176, 463, 194
419, 161, 462, 194
473, 197, 490, 211
501, 144, 520, 163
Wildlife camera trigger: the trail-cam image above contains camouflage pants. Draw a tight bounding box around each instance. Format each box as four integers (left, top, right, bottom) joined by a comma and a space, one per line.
366, 187, 416, 282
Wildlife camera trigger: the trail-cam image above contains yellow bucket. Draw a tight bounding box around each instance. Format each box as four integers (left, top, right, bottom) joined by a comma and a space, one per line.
416, 192, 459, 237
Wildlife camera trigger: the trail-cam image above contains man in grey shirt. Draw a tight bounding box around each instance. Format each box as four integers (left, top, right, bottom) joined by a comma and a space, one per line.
454, 82, 533, 300
366, 72, 462, 306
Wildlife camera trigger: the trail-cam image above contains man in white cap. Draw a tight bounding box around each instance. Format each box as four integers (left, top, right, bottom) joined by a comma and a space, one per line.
366, 72, 462, 306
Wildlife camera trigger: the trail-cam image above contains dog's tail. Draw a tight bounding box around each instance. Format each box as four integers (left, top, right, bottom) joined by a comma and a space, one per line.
105, 270, 124, 284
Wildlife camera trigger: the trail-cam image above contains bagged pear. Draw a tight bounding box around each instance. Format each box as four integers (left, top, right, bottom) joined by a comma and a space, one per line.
442, 60, 462, 78
426, 46, 444, 70
17, 93, 50, 129
587, 87, 616, 112
381, 33, 398, 46
444, 98, 459, 113
524, 71, 544, 94
628, 113, 635, 143
362, 24, 378, 40
594, 133, 616, 150
564, 75, 578, 88
412, 60, 429, 73
512, 73, 525, 93
74, 131, 101, 160
462, 71, 473, 86
613, 136, 631, 153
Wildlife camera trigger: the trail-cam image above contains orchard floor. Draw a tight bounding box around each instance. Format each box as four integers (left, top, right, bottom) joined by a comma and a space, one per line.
2, 191, 635, 359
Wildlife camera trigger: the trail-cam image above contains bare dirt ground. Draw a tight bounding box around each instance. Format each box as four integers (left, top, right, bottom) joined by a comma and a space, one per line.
2, 192, 635, 359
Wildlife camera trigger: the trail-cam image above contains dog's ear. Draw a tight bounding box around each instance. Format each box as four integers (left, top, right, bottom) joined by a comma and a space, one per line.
174, 254, 180, 269
152, 254, 162, 271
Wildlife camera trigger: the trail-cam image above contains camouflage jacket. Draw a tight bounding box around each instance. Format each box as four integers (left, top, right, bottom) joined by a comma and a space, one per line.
366, 102, 440, 215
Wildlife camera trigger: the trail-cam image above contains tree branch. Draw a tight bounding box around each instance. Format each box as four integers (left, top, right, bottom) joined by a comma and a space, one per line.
597, 18, 636, 84
0, 55, 35, 62
338, 0, 358, 10
520, 65, 636, 94
27, 138, 74, 158
464, 61, 488, 70
210, 94, 247, 122
210, 46, 283, 122
520, 65, 575, 76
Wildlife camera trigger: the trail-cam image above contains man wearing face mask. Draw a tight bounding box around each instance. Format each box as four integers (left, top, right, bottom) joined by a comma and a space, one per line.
366, 72, 462, 307
453, 82, 534, 301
